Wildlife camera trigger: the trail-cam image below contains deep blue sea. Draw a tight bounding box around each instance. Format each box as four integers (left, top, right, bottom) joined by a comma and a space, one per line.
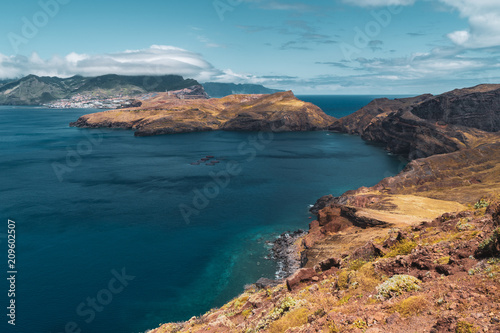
0, 96, 406, 333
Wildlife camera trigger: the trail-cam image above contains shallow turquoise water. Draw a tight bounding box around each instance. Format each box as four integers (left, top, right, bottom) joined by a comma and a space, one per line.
0, 100, 405, 333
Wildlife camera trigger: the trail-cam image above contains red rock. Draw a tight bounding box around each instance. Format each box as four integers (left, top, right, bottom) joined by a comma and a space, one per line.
286, 267, 316, 291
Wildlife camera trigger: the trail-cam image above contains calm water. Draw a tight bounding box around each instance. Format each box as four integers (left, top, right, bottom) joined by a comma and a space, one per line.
297, 94, 410, 119
0, 97, 405, 333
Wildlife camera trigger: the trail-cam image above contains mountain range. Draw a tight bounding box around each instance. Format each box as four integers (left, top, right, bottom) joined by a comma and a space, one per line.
0, 74, 282, 105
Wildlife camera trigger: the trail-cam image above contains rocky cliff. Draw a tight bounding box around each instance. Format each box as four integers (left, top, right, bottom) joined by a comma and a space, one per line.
331, 84, 500, 159
70, 91, 335, 136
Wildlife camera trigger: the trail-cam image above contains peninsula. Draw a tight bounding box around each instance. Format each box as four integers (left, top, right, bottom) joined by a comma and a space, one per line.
70, 91, 335, 136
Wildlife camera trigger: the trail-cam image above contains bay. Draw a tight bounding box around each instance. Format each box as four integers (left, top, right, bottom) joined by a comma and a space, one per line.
0, 97, 405, 332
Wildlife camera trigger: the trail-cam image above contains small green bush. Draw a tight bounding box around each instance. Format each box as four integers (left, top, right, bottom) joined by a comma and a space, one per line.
474, 199, 489, 209
376, 275, 421, 299
478, 227, 500, 257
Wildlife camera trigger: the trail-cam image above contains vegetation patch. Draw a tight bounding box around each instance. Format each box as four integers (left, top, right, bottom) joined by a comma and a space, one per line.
376, 275, 421, 299
436, 256, 451, 265
391, 295, 429, 317
477, 227, 500, 257
268, 307, 309, 333
456, 321, 477, 333
348, 259, 367, 271
474, 199, 489, 209
384, 239, 417, 258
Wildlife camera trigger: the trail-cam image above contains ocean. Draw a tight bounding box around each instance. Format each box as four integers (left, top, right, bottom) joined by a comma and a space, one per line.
0, 96, 407, 333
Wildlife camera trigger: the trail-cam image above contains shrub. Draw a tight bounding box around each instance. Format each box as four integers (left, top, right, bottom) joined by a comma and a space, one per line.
437, 256, 451, 265
352, 319, 367, 329
456, 219, 474, 231
268, 307, 308, 333
256, 296, 297, 330
384, 240, 417, 258
234, 295, 249, 309
241, 309, 252, 318
336, 271, 350, 290
348, 259, 367, 271
326, 321, 340, 333
354, 262, 382, 292
391, 295, 429, 317
337, 295, 351, 306
376, 275, 421, 299
474, 199, 489, 209
477, 227, 500, 257
456, 321, 477, 333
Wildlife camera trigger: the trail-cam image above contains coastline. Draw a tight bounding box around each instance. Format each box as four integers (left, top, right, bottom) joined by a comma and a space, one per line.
148, 85, 500, 333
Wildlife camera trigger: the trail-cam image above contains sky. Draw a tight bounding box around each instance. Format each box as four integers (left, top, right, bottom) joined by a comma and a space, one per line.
0, 0, 499, 94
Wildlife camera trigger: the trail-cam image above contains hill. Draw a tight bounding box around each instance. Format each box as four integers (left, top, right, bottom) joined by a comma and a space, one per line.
0, 74, 200, 105
69, 91, 335, 136
330, 84, 500, 160
202, 82, 283, 98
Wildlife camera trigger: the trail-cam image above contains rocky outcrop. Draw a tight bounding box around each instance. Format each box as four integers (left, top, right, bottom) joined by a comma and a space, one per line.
329, 94, 432, 135
411, 84, 500, 132
70, 91, 336, 136
331, 84, 500, 159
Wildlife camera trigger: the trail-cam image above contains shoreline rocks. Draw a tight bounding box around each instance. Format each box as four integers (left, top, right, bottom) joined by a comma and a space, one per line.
270, 230, 307, 280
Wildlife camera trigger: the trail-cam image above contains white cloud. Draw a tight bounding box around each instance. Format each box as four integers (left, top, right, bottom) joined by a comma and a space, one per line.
447, 30, 471, 45
342, 0, 500, 48
342, 0, 416, 7
434, 0, 500, 48
0, 45, 222, 81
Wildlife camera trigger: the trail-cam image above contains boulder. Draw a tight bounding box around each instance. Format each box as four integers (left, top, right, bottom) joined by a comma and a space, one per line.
286, 268, 316, 291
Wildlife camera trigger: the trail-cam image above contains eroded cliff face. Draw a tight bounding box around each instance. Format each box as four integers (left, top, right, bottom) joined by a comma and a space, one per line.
331, 84, 500, 159
411, 84, 500, 132
70, 91, 335, 136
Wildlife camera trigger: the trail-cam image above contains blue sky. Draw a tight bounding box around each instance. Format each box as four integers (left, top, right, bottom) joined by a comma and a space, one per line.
0, 0, 499, 94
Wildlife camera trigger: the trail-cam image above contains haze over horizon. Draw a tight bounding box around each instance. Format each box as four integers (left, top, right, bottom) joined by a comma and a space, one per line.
1, 0, 499, 94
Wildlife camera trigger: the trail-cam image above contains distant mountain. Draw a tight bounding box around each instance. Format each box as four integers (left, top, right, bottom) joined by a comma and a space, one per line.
202, 82, 283, 98
0, 74, 200, 105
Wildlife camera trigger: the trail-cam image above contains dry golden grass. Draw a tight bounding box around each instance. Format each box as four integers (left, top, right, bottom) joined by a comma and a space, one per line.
390, 295, 429, 317
268, 307, 309, 333
356, 195, 467, 226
